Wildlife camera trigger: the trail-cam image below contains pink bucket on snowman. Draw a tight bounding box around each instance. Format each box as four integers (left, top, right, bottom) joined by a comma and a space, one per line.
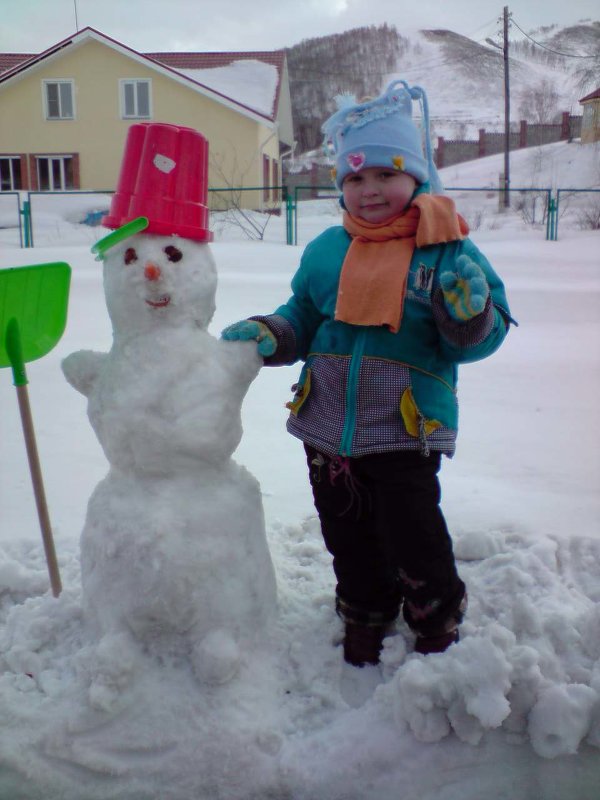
103, 122, 213, 242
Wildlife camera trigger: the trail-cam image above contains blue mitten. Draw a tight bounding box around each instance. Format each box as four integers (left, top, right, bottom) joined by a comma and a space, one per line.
439, 255, 490, 322
221, 319, 277, 357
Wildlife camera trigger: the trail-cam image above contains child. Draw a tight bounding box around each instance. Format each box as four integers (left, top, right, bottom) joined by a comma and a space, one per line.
222, 80, 514, 666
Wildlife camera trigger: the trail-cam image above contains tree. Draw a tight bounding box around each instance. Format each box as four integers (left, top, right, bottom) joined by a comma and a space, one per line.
518, 79, 560, 124
574, 38, 600, 94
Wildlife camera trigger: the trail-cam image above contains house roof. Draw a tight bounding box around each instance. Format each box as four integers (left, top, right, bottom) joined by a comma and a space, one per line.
0, 28, 285, 123
579, 87, 600, 103
0, 53, 35, 72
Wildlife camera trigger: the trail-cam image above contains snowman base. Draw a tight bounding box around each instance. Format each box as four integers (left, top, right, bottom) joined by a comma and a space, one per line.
80, 462, 277, 690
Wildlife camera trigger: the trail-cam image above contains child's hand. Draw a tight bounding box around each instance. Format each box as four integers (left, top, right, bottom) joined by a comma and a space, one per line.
439, 256, 490, 322
221, 320, 277, 357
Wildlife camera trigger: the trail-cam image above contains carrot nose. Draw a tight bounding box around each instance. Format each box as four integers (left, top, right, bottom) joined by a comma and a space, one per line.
144, 263, 161, 281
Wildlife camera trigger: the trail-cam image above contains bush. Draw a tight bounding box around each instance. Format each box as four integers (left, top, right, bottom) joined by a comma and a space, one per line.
576, 198, 600, 230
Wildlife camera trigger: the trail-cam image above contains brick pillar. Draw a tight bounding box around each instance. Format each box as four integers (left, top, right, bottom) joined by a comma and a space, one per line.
19, 154, 29, 189
436, 136, 445, 168
520, 120, 527, 148
29, 155, 38, 190
71, 153, 80, 189
478, 129, 486, 158
561, 112, 570, 140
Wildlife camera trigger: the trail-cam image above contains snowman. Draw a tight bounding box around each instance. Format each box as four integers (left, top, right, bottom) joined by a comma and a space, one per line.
62, 123, 277, 690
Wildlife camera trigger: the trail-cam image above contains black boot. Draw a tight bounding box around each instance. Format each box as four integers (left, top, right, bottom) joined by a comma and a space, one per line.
343, 622, 389, 667
414, 629, 459, 655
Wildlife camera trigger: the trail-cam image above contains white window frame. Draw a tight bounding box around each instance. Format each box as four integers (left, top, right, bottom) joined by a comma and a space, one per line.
119, 79, 152, 119
42, 79, 75, 120
36, 155, 74, 191
0, 156, 22, 191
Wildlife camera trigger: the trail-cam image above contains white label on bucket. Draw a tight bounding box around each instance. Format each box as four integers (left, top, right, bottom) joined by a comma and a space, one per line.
153, 153, 176, 173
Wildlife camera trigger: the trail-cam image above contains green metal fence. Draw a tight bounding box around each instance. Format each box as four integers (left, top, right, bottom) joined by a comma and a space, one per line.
285, 185, 583, 245
12, 184, 600, 248
0, 191, 23, 248
554, 189, 600, 240
20, 187, 286, 248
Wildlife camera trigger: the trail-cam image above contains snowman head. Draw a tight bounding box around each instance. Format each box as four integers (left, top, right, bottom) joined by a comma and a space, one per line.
103, 233, 217, 337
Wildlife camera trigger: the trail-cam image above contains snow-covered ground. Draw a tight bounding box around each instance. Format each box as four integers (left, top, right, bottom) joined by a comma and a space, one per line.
0, 143, 599, 799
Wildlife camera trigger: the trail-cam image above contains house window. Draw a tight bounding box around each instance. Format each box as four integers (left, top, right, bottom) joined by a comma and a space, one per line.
0, 157, 22, 191
36, 156, 74, 191
120, 80, 151, 118
43, 80, 74, 119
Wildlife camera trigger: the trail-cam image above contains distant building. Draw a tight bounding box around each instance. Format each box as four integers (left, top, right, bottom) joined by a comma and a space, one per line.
579, 87, 600, 144
0, 28, 294, 209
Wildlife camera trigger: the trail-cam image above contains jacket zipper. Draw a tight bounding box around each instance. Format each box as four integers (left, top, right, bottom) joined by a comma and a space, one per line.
339, 329, 367, 456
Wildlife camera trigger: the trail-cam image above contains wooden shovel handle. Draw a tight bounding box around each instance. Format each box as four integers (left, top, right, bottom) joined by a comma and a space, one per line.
15, 384, 62, 598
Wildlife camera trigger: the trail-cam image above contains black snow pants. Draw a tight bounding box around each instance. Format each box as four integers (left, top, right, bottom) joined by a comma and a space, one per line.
305, 445, 466, 637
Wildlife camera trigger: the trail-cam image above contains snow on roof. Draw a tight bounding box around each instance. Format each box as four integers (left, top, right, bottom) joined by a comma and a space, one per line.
176, 60, 278, 118
579, 87, 600, 103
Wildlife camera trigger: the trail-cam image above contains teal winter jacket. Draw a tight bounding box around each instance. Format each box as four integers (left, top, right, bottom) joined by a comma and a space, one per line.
260, 225, 513, 458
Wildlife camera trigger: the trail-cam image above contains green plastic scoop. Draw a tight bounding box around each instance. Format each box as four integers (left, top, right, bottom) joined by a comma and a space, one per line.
91, 216, 149, 260
1, 262, 71, 598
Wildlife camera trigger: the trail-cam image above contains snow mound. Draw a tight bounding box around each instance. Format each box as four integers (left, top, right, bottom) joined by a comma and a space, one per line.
0, 522, 599, 798
378, 530, 600, 755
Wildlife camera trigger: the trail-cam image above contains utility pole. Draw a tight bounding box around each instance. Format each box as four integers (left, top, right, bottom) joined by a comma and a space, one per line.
486, 7, 511, 208
73, 0, 79, 31
503, 5, 510, 208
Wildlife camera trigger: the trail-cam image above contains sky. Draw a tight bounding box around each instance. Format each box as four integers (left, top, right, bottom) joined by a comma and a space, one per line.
0, 0, 598, 54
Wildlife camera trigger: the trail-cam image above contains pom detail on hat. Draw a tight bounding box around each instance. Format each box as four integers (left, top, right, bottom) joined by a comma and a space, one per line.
334, 92, 359, 111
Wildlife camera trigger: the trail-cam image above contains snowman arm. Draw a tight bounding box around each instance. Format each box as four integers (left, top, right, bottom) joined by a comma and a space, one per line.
61, 350, 107, 397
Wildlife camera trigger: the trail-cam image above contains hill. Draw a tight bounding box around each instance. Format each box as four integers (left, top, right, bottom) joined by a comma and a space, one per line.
286, 20, 600, 153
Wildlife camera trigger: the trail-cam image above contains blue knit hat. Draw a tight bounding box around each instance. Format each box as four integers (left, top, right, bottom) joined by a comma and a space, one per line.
322, 80, 442, 193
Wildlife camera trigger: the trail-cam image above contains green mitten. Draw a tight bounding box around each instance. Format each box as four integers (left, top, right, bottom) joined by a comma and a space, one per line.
439, 255, 490, 322
221, 319, 277, 357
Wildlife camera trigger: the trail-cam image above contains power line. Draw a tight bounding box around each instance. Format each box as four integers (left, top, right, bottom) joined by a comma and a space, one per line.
511, 18, 596, 58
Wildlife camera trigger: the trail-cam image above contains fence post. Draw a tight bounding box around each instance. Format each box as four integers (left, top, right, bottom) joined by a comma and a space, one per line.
546, 195, 558, 241
478, 129, 486, 158
519, 120, 527, 148
437, 136, 445, 168
284, 186, 294, 246
294, 187, 300, 246
20, 200, 32, 247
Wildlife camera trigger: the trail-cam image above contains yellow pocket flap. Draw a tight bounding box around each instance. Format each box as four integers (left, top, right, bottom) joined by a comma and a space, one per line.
286, 368, 312, 417
400, 386, 442, 438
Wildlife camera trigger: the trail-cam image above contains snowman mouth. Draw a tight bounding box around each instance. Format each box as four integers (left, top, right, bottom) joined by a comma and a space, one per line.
146, 295, 171, 308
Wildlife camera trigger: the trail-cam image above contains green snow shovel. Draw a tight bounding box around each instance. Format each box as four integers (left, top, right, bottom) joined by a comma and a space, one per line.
1, 262, 71, 598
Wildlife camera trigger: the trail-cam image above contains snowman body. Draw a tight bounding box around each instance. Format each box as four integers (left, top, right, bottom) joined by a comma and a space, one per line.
63, 234, 276, 683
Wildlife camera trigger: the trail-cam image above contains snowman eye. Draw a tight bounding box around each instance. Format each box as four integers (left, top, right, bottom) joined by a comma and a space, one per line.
124, 247, 138, 265
164, 245, 183, 263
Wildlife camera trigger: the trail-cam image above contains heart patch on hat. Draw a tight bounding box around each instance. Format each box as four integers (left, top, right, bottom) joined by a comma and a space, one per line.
346, 152, 366, 172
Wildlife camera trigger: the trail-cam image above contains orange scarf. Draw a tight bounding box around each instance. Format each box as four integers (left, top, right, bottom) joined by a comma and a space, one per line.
335, 195, 469, 333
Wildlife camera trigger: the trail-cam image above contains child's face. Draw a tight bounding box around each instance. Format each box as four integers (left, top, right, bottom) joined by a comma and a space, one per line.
342, 167, 417, 223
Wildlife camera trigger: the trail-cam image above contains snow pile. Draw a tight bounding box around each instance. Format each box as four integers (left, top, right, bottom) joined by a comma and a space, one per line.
382, 531, 600, 756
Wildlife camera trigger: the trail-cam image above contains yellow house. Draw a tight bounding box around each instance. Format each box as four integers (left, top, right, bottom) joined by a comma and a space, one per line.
0, 27, 294, 209
579, 88, 600, 144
